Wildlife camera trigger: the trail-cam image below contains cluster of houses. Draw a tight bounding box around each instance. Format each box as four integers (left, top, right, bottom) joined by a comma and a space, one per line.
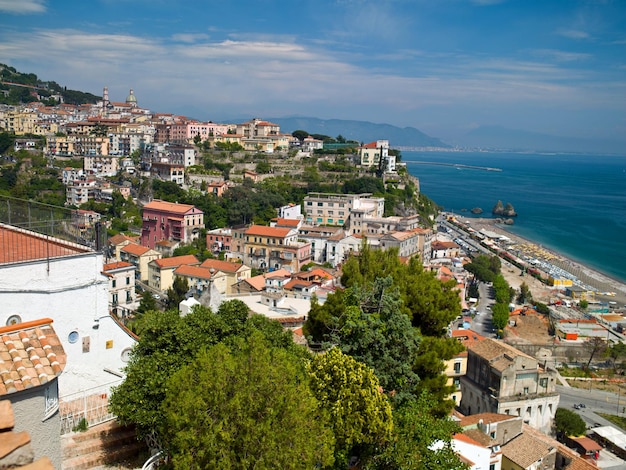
2, 88, 399, 211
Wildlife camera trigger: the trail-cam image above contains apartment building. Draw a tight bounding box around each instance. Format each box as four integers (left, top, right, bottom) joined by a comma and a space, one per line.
84, 154, 120, 176
140, 200, 204, 249
243, 225, 311, 273
102, 261, 136, 315
150, 162, 185, 185
303, 192, 384, 230
119, 243, 161, 282
460, 338, 560, 434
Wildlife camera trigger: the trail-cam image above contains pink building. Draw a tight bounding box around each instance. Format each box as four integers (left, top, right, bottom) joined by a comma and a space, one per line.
141, 200, 204, 249
170, 120, 230, 144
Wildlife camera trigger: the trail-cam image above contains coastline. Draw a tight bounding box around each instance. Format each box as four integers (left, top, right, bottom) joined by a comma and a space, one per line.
462, 217, 626, 308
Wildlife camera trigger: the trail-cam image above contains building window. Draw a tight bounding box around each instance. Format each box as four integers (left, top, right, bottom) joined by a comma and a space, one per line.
539, 378, 548, 387
112, 279, 116, 288
44, 384, 59, 420
523, 387, 529, 395
126, 277, 130, 285
454, 362, 461, 374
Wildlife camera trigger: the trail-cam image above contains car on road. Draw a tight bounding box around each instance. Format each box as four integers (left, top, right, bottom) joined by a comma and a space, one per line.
153, 294, 161, 300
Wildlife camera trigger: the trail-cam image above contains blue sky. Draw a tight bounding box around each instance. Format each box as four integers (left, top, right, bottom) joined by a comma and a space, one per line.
1, 0, 624, 145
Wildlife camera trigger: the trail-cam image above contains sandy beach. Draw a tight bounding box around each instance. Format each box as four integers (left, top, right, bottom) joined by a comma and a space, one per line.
461, 218, 626, 309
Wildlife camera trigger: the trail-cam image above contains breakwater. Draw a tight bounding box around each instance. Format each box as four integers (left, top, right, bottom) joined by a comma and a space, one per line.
409, 161, 502, 172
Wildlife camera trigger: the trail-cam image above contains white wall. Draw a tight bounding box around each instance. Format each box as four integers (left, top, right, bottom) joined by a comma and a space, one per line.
0, 252, 137, 397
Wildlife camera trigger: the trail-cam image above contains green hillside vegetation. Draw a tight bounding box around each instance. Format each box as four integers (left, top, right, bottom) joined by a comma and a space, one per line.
0, 63, 101, 105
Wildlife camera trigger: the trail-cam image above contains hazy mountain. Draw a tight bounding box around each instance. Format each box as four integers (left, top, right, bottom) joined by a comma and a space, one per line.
458, 125, 625, 155
269, 117, 451, 148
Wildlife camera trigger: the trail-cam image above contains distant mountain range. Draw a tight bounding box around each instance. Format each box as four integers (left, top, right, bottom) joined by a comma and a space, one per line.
455, 125, 625, 155
269, 117, 450, 148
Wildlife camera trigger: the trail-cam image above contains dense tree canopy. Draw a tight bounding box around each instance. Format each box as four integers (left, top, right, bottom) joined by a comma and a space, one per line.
306, 245, 461, 409
308, 348, 393, 467
163, 332, 335, 469
464, 254, 501, 283
554, 408, 586, 437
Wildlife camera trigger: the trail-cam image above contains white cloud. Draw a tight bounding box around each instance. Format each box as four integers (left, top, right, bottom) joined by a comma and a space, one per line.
171, 33, 210, 43
531, 49, 591, 62
556, 28, 590, 39
0, 0, 46, 14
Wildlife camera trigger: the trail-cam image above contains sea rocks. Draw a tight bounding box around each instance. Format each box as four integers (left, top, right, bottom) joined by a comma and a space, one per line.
471, 207, 483, 214
492, 200, 517, 217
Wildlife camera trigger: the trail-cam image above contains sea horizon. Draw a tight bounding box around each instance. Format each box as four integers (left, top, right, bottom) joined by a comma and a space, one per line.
403, 150, 626, 284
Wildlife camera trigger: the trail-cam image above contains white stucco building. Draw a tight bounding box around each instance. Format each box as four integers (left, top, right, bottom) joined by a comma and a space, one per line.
0, 223, 137, 398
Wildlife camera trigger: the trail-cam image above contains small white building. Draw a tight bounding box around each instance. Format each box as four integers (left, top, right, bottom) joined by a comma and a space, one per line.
102, 261, 137, 318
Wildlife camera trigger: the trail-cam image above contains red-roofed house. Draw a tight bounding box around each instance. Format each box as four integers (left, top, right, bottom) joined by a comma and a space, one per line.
200, 259, 251, 294
431, 240, 461, 259
148, 254, 200, 291
359, 140, 395, 172
244, 225, 311, 273
140, 200, 204, 249
119, 243, 161, 282
174, 264, 226, 296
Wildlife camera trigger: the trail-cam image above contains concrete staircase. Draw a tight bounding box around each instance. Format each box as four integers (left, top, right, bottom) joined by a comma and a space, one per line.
62, 420, 149, 470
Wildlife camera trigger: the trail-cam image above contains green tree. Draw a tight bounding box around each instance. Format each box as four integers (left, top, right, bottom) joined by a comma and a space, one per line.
110, 301, 289, 438
554, 408, 586, 437
308, 348, 393, 467
135, 291, 157, 314
584, 337, 608, 369
292, 129, 309, 142
162, 333, 335, 469
517, 281, 532, 304
579, 299, 589, 310
491, 302, 510, 331
367, 393, 467, 470
607, 342, 626, 372
166, 276, 189, 309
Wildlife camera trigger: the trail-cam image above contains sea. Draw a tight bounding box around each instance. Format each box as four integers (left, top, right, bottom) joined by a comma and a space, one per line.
403, 151, 626, 284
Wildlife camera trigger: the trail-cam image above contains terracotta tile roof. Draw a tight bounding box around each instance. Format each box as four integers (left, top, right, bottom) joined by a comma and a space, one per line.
361, 141, 378, 149
432, 241, 460, 250
174, 264, 213, 279
265, 269, 292, 279
521, 425, 597, 470
459, 412, 517, 427
273, 218, 300, 227
453, 432, 485, 447
463, 428, 498, 447
242, 275, 266, 291
102, 261, 133, 272
0, 319, 66, 396
245, 225, 292, 238
152, 255, 199, 269
468, 338, 534, 362
120, 243, 152, 256
570, 437, 602, 452
284, 279, 315, 290
0, 401, 54, 469
107, 233, 137, 245
501, 431, 554, 468
142, 200, 199, 214
0, 224, 91, 265
200, 259, 244, 273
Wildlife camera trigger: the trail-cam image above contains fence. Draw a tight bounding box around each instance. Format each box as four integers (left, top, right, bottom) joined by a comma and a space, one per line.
0, 195, 105, 252
59, 380, 123, 435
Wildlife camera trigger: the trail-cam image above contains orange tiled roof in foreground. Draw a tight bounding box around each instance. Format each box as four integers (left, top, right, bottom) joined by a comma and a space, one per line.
0, 318, 66, 396
152, 254, 199, 269
0, 224, 90, 265
0, 400, 54, 469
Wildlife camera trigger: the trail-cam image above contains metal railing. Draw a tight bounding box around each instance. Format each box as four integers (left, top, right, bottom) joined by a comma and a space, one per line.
0, 195, 105, 249
59, 380, 122, 435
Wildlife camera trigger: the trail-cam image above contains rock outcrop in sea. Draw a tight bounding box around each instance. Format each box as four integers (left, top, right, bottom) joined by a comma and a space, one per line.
492, 200, 517, 217
471, 207, 483, 214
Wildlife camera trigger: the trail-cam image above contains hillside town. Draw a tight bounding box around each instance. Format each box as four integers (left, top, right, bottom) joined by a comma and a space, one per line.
2, 85, 626, 470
